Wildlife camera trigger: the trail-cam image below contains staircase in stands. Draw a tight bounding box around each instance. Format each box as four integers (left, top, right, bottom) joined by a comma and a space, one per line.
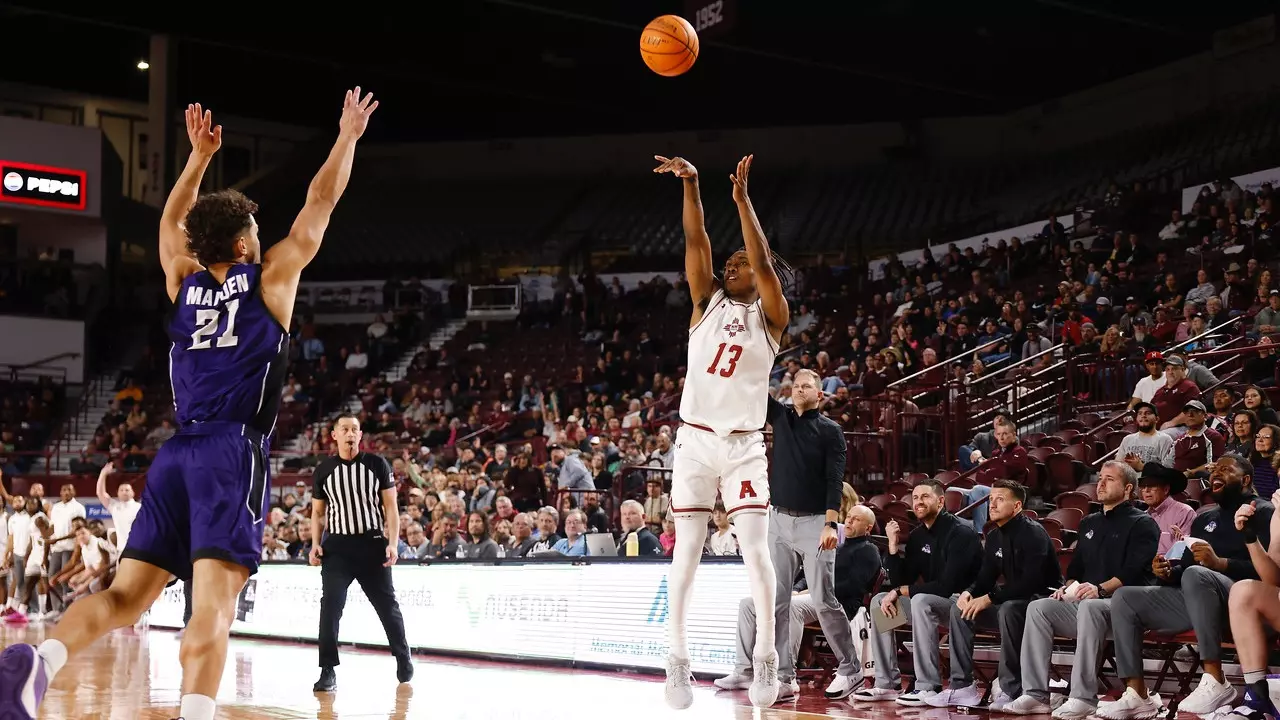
272, 318, 470, 472
36, 370, 138, 475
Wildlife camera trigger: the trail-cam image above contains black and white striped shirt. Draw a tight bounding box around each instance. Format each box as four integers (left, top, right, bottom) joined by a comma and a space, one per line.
313, 453, 395, 536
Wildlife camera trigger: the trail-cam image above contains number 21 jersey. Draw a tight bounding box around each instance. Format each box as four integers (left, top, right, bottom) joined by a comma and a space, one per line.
679, 288, 778, 436
168, 263, 289, 438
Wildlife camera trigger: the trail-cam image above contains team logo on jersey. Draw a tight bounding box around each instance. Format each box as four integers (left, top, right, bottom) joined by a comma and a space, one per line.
995, 548, 1003, 558
921, 544, 931, 554
1205, 521, 1217, 533
739, 481, 758, 499
724, 319, 746, 337
1085, 529, 1094, 540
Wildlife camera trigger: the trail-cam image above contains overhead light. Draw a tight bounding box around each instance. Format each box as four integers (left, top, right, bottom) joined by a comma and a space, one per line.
136, 60, 150, 71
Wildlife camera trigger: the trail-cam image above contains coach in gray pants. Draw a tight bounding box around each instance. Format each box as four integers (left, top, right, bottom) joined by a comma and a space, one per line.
755, 371, 858, 700
1098, 455, 1271, 719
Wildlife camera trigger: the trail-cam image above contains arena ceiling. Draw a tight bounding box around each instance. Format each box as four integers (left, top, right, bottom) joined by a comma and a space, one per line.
1, 1, 1275, 140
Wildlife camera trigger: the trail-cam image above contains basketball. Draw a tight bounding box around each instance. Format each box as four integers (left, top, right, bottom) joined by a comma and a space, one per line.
640, 15, 699, 77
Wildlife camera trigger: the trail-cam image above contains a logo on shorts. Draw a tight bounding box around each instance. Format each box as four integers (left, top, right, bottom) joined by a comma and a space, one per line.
739, 480, 758, 499
2, 172, 21, 192
724, 319, 746, 337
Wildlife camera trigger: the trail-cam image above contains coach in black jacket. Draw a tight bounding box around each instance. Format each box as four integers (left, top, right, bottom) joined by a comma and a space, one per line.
851, 479, 984, 704
929, 479, 1060, 709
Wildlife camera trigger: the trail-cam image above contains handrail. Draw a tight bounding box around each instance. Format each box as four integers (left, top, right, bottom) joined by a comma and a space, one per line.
16, 351, 81, 370
888, 336, 1004, 390
1167, 315, 1246, 355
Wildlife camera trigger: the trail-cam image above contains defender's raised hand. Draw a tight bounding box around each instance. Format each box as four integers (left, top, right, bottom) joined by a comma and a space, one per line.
185, 104, 222, 157
339, 87, 379, 139
653, 155, 698, 179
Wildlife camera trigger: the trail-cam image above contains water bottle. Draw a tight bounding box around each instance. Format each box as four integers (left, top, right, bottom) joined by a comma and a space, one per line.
626, 531, 639, 557
496, 544, 506, 558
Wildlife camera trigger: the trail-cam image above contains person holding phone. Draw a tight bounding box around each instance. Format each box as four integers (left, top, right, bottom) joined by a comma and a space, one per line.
1137, 463, 1197, 555
1099, 454, 1271, 719
1003, 460, 1158, 718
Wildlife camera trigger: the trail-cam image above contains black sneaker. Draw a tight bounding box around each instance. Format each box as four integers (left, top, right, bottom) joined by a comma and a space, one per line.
397, 657, 414, 684
313, 666, 337, 692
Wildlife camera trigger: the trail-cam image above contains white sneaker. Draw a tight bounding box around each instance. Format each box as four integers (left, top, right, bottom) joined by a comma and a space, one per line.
1178, 674, 1238, 715
1096, 688, 1162, 720
852, 687, 901, 702
987, 692, 1017, 712
775, 679, 799, 703
926, 684, 984, 708
747, 654, 780, 708
825, 674, 859, 699
1004, 694, 1053, 715
664, 656, 694, 710
713, 670, 752, 691
897, 689, 940, 706
1053, 698, 1098, 719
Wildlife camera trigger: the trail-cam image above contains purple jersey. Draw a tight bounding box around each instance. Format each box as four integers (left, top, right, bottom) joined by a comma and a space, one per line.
168, 263, 288, 438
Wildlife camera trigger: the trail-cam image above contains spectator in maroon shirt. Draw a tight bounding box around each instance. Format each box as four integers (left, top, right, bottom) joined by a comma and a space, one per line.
989, 419, 1031, 487
1171, 400, 1226, 479
1153, 356, 1201, 430
504, 452, 546, 512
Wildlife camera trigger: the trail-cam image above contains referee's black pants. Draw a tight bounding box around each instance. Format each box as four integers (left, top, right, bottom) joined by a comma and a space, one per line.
318, 533, 410, 668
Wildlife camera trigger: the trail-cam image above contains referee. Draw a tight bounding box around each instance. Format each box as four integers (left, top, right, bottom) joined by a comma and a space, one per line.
765, 369, 858, 700
309, 414, 412, 692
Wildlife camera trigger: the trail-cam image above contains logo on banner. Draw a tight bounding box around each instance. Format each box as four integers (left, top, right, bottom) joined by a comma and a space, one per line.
647, 576, 669, 624
0, 161, 87, 211
2, 172, 20, 192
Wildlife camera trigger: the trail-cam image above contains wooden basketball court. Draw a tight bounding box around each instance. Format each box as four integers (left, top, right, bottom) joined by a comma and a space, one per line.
0, 624, 937, 719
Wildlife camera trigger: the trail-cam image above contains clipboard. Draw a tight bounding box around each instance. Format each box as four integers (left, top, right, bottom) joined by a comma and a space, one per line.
873, 597, 910, 634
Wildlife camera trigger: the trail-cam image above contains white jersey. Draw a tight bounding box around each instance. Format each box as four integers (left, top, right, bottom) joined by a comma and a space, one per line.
680, 289, 778, 436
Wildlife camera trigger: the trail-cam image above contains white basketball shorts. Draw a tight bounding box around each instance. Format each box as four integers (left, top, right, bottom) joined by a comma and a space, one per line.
669, 425, 770, 518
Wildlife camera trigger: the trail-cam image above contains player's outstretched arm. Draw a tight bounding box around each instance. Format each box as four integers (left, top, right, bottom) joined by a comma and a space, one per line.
729, 154, 788, 334
654, 155, 716, 315
264, 87, 378, 282
161, 105, 220, 294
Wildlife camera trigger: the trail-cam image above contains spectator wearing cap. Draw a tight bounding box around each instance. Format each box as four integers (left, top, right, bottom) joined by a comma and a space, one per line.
1171, 400, 1226, 479
1137, 462, 1197, 555
1222, 262, 1251, 312
1118, 298, 1152, 335
1129, 316, 1157, 351
1127, 353, 1167, 409
1253, 290, 1280, 337
1168, 349, 1219, 391
1118, 402, 1175, 473
550, 443, 595, 506
1152, 356, 1201, 429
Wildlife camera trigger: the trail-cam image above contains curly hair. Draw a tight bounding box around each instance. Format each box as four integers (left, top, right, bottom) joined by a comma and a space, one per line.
183, 189, 259, 267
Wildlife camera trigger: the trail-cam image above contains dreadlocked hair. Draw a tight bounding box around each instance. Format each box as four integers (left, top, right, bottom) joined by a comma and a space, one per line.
726, 246, 797, 295
183, 189, 258, 267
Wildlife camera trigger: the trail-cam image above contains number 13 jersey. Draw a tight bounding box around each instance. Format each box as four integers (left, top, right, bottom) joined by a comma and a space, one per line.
679, 288, 778, 437
168, 263, 289, 437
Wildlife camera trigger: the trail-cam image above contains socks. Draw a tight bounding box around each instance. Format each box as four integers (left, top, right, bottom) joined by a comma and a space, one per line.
1245, 671, 1269, 686
666, 515, 710, 660
179, 694, 216, 720
37, 639, 67, 679
37, 594, 47, 615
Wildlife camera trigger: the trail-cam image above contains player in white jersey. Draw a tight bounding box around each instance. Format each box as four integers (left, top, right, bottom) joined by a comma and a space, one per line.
653, 153, 790, 709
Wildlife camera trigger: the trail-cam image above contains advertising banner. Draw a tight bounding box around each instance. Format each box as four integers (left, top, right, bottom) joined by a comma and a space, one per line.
149, 561, 747, 674
0, 160, 87, 211
1181, 165, 1280, 213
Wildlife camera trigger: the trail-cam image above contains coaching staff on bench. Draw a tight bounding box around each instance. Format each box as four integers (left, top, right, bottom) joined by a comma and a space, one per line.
765, 368, 860, 701
309, 414, 413, 692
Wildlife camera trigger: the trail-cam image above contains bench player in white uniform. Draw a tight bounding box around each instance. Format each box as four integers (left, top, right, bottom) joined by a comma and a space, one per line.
653, 154, 790, 709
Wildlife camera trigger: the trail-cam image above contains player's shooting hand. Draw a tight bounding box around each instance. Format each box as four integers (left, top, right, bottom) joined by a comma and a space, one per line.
653, 156, 697, 179
384, 542, 397, 567
309, 543, 324, 567
185, 104, 222, 157
1236, 501, 1257, 531
729, 154, 753, 203
339, 87, 379, 140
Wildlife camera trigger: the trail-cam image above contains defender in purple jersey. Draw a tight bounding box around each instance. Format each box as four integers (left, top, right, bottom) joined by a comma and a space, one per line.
0, 89, 379, 720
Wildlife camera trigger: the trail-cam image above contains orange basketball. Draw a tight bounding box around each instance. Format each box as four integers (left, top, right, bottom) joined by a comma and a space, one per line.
640, 15, 699, 77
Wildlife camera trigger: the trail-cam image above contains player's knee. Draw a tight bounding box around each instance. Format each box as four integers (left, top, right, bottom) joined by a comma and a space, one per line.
1230, 579, 1265, 612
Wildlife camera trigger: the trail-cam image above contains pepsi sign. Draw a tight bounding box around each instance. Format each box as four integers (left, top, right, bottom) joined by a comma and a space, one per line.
0, 161, 87, 211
